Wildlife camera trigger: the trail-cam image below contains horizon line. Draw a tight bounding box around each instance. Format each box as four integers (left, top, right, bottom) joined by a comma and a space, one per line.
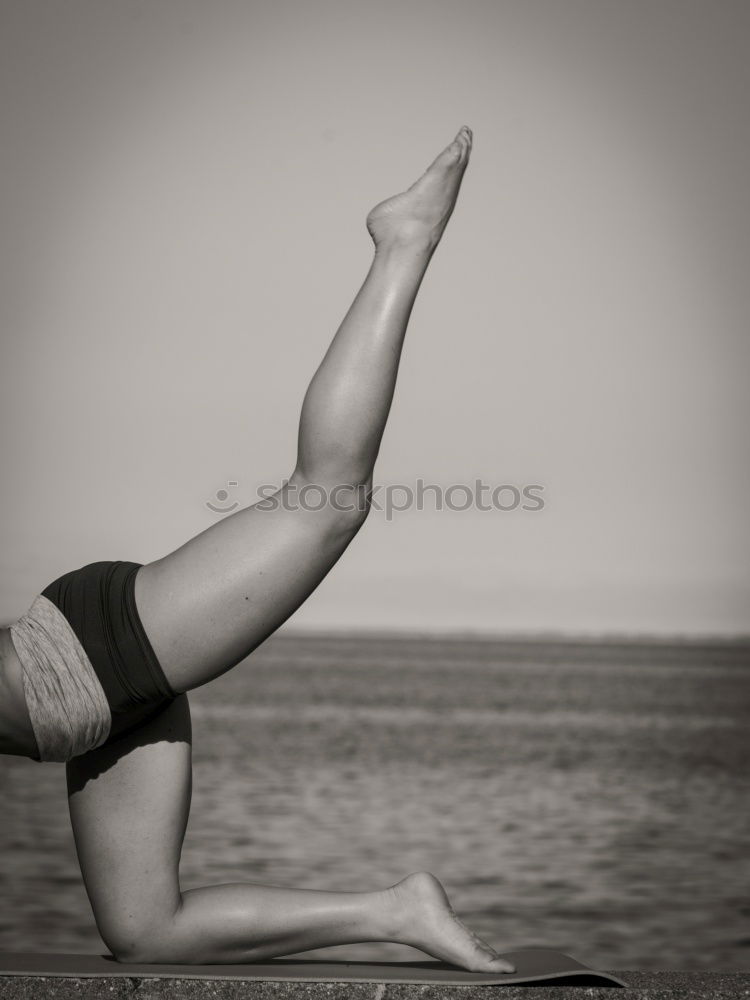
273, 624, 750, 647
1, 620, 748, 648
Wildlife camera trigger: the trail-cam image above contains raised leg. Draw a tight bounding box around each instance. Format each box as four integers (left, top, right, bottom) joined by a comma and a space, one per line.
66, 696, 515, 971
67, 128, 515, 975
133, 128, 475, 693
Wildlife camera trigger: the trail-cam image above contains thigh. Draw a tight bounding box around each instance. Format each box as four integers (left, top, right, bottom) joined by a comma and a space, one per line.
134, 477, 366, 692
66, 695, 192, 958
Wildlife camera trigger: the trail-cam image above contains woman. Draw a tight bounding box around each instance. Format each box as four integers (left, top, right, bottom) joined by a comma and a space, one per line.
0, 127, 515, 974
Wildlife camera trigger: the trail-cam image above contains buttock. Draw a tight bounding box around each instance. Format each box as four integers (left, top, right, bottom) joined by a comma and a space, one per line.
40, 560, 177, 747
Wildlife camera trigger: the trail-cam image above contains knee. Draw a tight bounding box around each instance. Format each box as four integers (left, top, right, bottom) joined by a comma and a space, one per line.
105, 923, 157, 963
110, 940, 151, 964
101, 913, 179, 965
329, 481, 373, 531
109, 933, 173, 965
289, 470, 373, 533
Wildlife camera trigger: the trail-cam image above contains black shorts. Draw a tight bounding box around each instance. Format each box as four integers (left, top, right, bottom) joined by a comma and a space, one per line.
41, 560, 176, 746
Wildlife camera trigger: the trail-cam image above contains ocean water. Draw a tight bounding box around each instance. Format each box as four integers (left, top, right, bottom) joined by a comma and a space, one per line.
1, 632, 748, 971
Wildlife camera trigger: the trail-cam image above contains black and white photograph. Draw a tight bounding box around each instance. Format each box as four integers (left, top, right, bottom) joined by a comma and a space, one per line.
0, 0, 748, 994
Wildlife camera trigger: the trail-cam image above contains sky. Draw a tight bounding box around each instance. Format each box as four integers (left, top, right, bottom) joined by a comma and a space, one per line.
1, 0, 748, 636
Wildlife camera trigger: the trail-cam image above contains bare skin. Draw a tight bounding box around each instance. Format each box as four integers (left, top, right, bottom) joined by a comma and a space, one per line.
366, 126, 472, 250
5, 127, 516, 973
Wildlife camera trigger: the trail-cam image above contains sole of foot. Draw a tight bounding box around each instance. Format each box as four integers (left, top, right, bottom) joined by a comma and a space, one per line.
366, 127, 474, 252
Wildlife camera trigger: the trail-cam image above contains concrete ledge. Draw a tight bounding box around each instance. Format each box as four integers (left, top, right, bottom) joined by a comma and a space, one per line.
1, 972, 749, 999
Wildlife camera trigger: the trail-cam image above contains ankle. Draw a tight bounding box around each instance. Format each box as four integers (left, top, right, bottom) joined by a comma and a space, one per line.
372, 883, 413, 945
373, 230, 438, 261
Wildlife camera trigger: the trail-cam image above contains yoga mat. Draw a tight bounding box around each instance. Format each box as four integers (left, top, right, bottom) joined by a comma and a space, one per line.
0, 949, 627, 986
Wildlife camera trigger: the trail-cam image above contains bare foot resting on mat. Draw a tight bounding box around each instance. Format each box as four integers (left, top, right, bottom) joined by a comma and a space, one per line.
386, 872, 516, 973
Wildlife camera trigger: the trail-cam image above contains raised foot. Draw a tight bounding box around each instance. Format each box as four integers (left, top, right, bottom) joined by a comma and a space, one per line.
383, 871, 516, 974
366, 127, 473, 253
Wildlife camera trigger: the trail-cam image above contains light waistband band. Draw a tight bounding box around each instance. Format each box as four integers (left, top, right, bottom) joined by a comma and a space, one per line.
10, 594, 112, 762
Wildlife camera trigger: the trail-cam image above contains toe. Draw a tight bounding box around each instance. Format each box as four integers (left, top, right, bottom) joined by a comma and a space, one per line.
455, 129, 472, 164
471, 949, 516, 974
489, 959, 516, 974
